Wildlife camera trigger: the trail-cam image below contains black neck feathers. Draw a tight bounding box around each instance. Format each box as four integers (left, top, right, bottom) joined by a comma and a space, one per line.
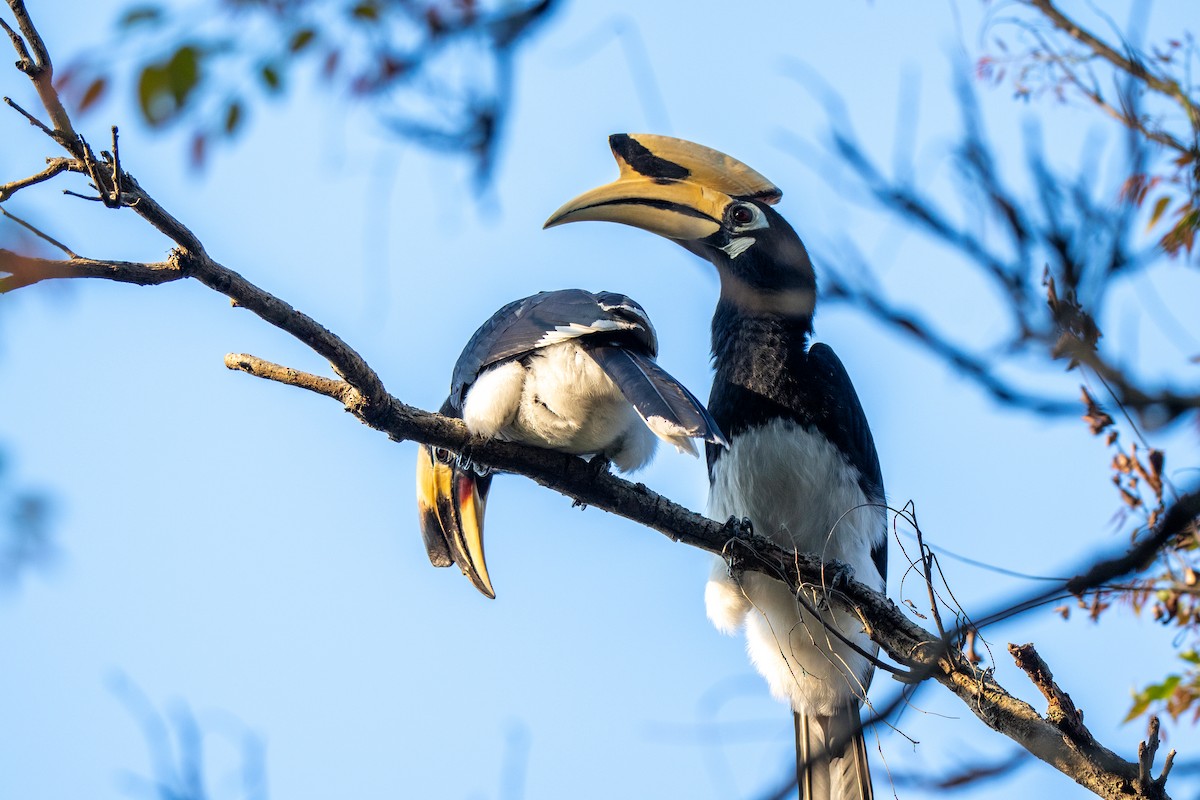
708, 299, 814, 438
706, 299, 883, 505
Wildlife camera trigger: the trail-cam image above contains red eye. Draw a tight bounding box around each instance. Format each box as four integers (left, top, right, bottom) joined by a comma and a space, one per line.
731, 204, 755, 226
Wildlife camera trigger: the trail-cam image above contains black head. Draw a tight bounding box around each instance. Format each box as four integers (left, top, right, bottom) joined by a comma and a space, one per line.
546, 133, 815, 320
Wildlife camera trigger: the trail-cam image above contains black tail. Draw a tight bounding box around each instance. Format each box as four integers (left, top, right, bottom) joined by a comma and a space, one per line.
586, 344, 727, 448
795, 707, 873, 800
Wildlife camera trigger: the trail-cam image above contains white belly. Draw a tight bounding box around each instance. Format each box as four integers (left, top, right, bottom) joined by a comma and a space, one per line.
705, 418, 884, 715
461, 342, 656, 472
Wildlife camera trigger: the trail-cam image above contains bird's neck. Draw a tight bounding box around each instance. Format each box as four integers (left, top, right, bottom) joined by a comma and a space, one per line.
710, 299, 813, 405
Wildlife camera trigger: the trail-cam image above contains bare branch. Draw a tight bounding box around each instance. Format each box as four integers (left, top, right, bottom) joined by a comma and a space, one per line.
4, 0, 77, 143
3, 94, 55, 138
0, 156, 70, 201
1023, 25, 1188, 153
0, 206, 76, 257
0, 248, 180, 291
1009, 643, 1087, 738
1024, 0, 1200, 127
224, 353, 355, 404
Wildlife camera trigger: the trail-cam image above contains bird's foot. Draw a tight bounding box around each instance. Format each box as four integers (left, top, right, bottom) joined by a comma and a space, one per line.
722, 515, 754, 538
584, 454, 612, 479
454, 441, 493, 476
720, 517, 755, 579
820, 558, 855, 593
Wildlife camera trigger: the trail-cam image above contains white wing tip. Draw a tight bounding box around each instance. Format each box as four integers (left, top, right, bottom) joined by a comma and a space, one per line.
644, 415, 701, 457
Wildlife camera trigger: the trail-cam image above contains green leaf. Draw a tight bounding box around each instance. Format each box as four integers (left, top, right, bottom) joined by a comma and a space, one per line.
1125, 674, 1183, 723
137, 64, 169, 125
1181, 650, 1200, 666
119, 5, 162, 28
351, 1, 379, 21
1147, 196, 1171, 231
224, 100, 243, 135
166, 45, 200, 104
1147, 674, 1182, 701
289, 29, 316, 53
136, 45, 201, 126
1125, 690, 1153, 723
260, 63, 281, 92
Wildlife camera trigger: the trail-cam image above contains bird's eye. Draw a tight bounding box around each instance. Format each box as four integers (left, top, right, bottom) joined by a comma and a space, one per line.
729, 203, 762, 229
433, 447, 453, 465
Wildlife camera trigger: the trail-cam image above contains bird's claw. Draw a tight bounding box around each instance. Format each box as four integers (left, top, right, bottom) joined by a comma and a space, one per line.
720, 517, 755, 579
723, 515, 754, 538
821, 558, 855, 592
454, 441, 494, 476
584, 454, 612, 479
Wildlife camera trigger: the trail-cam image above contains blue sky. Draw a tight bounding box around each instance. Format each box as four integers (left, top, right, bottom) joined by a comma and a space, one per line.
3, 1, 1199, 799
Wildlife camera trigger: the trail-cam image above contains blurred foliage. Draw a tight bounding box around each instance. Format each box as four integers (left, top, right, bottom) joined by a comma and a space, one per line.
1126, 651, 1200, 726
978, 6, 1199, 259
56, 0, 558, 179
976, 1, 1200, 727
808, 0, 1199, 729
0, 448, 54, 587
110, 674, 267, 800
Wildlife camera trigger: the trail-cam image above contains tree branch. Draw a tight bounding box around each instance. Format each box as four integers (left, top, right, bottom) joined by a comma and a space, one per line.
1024, 0, 1200, 127
1, 1, 75, 143
0, 248, 180, 290
224, 353, 356, 404
0, 155, 69, 201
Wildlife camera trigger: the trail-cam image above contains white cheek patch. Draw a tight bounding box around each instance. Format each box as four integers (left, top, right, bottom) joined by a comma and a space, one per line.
721, 236, 756, 259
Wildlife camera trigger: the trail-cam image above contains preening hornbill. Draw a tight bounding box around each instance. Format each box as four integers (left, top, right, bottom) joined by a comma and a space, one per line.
546, 135, 886, 800
416, 288, 727, 599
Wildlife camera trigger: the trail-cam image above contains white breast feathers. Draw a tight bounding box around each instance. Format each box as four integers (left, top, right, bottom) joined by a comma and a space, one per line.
460, 342, 656, 472
705, 418, 885, 716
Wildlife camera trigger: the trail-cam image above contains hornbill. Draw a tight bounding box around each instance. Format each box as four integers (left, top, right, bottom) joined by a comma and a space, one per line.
416, 288, 727, 599
545, 135, 886, 800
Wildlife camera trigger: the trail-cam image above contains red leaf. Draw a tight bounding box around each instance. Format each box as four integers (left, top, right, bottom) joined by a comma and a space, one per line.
190, 131, 207, 170
78, 77, 107, 113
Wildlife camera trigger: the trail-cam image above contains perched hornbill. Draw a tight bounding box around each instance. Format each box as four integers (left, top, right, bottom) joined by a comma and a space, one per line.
545, 135, 886, 800
416, 288, 727, 599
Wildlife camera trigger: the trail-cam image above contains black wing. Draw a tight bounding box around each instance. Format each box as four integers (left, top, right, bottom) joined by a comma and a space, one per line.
449, 289, 657, 409
586, 345, 727, 447
807, 342, 886, 581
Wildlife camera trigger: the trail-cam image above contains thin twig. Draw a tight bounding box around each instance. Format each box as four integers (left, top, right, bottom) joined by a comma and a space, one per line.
1026, 0, 1200, 126
4, 0, 77, 141
0, 206, 76, 257
0, 157, 70, 201
3, 95, 55, 138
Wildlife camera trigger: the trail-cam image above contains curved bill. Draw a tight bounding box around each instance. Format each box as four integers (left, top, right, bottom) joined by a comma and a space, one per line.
415, 444, 496, 599
544, 177, 728, 240
544, 133, 781, 241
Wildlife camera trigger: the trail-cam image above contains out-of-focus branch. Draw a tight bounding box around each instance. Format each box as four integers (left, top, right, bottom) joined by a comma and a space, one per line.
888, 750, 1032, 792
813, 79, 1199, 428
1021, 25, 1189, 153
